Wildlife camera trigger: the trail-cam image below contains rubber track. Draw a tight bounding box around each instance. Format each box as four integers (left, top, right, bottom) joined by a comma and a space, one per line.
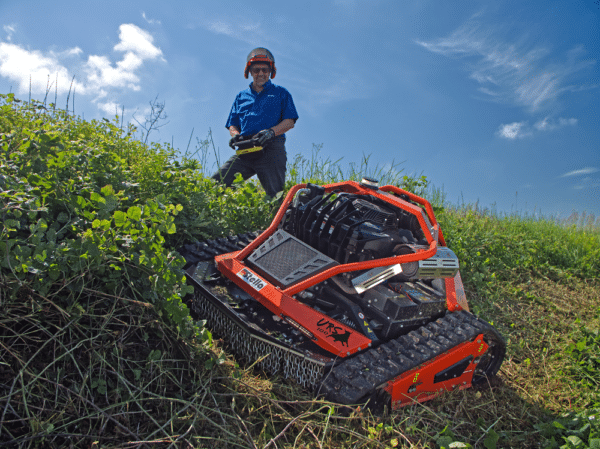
319, 310, 504, 404
179, 231, 262, 266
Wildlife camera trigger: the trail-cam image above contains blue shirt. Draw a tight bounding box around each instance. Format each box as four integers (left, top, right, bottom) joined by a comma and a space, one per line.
225, 80, 299, 138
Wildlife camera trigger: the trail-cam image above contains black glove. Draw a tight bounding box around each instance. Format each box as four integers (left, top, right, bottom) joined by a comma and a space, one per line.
254, 128, 275, 146
229, 134, 244, 149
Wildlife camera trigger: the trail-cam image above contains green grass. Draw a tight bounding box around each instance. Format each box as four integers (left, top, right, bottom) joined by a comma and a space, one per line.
1, 93, 599, 448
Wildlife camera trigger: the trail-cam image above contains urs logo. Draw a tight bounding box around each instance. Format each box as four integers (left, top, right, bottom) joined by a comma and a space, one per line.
317, 319, 352, 347
328, 330, 351, 347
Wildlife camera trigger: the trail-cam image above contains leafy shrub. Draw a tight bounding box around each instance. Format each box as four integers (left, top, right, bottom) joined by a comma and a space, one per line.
565, 323, 600, 392
535, 410, 600, 449
0, 93, 196, 336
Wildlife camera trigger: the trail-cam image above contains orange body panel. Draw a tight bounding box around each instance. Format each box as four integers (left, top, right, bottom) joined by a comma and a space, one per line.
385, 334, 488, 408
445, 272, 469, 312
216, 254, 373, 357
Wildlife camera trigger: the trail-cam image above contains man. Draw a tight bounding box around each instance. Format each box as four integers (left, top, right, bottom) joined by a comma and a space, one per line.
212, 47, 299, 198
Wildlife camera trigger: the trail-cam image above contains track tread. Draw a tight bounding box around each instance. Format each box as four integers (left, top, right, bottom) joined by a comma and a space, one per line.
320, 310, 505, 405
179, 231, 262, 266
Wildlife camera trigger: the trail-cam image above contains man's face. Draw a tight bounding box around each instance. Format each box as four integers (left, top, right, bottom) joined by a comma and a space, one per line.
250, 63, 271, 87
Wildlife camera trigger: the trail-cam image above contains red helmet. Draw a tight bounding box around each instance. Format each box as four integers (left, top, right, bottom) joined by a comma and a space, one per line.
244, 47, 276, 79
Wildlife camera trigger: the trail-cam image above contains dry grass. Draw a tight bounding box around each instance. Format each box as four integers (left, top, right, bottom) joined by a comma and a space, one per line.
1, 276, 598, 448
0, 288, 226, 448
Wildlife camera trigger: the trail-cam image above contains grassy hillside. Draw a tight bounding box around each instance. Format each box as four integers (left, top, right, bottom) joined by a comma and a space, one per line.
1, 93, 599, 448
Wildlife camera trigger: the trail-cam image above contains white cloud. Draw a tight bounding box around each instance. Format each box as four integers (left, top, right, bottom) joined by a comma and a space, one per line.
208, 21, 235, 37
64, 47, 83, 57
142, 12, 161, 25
558, 167, 600, 190
573, 177, 600, 190
559, 117, 577, 127
85, 54, 141, 91
96, 101, 121, 116
496, 121, 530, 139
0, 42, 86, 95
534, 117, 550, 131
534, 116, 578, 131
113, 24, 163, 60
514, 71, 559, 111
96, 100, 137, 118
498, 116, 578, 139
118, 52, 144, 72
204, 18, 266, 45
3, 25, 16, 41
560, 167, 599, 177
0, 23, 164, 113
84, 24, 164, 92
416, 15, 596, 112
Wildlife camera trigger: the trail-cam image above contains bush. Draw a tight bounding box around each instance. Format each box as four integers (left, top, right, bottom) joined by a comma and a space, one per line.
0, 93, 198, 336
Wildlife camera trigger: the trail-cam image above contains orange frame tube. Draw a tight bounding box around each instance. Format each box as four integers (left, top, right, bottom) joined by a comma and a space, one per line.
235, 181, 446, 296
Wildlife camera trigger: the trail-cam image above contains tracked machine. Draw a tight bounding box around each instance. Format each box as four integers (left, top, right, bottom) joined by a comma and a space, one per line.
180, 176, 505, 408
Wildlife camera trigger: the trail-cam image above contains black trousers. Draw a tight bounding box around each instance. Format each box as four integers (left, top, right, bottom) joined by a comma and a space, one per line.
211, 137, 287, 198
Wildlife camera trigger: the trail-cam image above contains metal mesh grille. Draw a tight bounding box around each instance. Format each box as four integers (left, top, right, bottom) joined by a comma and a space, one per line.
253, 239, 317, 280
247, 230, 338, 287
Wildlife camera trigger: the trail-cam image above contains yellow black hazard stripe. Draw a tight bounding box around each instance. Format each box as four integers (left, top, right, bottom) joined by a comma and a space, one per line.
236, 146, 263, 155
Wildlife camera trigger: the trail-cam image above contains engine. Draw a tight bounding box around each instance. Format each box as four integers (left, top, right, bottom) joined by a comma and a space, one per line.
281, 183, 426, 264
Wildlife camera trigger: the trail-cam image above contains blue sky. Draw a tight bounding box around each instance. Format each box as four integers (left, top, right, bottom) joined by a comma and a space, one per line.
1, 0, 598, 218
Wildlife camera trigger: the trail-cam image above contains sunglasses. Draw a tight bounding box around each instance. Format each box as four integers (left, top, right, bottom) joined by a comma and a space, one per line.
251, 67, 271, 74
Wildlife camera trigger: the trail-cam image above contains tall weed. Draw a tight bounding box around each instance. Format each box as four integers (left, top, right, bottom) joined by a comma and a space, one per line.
285, 144, 430, 196
438, 208, 600, 295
